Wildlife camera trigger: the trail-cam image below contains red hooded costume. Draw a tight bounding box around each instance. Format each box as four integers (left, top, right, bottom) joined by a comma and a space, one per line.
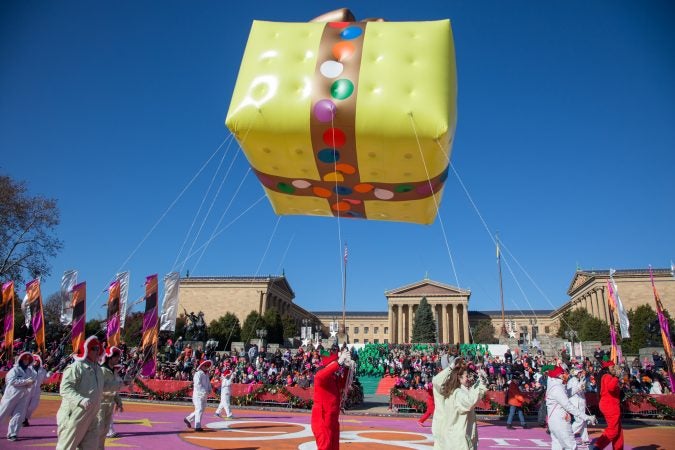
595, 361, 624, 450
311, 352, 351, 450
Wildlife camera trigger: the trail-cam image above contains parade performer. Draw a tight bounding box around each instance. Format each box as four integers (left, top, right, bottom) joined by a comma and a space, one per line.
546, 366, 596, 450
506, 375, 528, 429
23, 354, 52, 427
591, 361, 624, 450
431, 357, 488, 450
311, 347, 355, 450
56, 336, 104, 450
0, 352, 36, 441
97, 346, 124, 447
184, 359, 212, 431
418, 382, 435, 426
215, 369, 234, 419
567, 367, 589, 445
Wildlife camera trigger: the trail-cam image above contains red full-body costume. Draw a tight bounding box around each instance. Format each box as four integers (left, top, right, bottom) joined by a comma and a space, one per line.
311, 352, 351, 450
594, 362, 624, 450
418, 383, 435, 425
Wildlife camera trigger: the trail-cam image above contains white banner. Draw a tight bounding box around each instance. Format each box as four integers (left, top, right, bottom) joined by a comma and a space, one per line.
60, 270, 78, 326
159, 272, 180, 332
610, 270, 631, 339
116, 271, 130, 328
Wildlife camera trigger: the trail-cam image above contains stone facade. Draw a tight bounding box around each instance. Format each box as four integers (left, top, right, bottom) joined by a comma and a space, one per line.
313, 312, 390, 344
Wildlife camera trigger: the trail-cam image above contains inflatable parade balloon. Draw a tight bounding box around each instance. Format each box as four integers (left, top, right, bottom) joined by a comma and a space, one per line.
225, 9, 457, 225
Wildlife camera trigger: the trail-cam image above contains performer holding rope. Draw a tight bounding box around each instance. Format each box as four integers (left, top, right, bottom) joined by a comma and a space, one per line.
431, 357, 488, 450
311, 345, 355, 450
591, 361, 624, 450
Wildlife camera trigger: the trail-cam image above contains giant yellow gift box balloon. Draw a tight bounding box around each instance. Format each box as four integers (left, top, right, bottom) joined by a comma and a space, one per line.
226, 18, 456, 225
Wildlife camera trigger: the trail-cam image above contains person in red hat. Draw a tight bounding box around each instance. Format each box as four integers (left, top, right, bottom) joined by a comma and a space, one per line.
23, 354, 52, 427
591, 361, 624, 450
545, 365, 596, 450
97, 345, 124, 446
184, 359, 213, 431
215, 368, 234, 419
56, 336, 104, 450
0, 352, 36, 441
311, 347, 355, 450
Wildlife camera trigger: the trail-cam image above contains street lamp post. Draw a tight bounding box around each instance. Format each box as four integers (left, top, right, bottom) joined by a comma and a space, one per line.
565, 329, 578, 358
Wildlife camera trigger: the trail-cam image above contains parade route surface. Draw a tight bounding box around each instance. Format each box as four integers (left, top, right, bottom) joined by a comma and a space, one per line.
5, 396, 673, 449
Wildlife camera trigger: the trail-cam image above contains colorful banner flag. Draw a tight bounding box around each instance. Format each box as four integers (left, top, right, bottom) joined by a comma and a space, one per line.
60, 270, 78, 326
71, 282, 86, 355
159, 272, 180, 332
609, 269, 630, 339
1, 281, 15, 360
106, 280, 121, 347
605, 280, 621, 364
649, 267, 675, 391
21, 278, 46, 353
141, 274, 159, 377
116, 271, 130, 328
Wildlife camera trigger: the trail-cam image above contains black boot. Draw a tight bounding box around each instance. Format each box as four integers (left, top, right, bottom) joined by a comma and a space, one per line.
22, 419, 29, 427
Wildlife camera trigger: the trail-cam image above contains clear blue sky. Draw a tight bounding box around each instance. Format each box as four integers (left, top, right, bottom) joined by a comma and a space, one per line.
2, 1, 674, 320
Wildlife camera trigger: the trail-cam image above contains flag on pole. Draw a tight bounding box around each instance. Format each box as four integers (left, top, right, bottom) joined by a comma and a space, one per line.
649, 267, 675, 391
159, 272, 180, 332
141, 274, 159, 377
116, 272, 130, 328
71, 282, 86, 355
21, 278, 46, 353
1, 281, 15, 360
605, 280, 622, 364
60, 270, 78, 326
343, 244, 348, 264
609, 269, 630, 339
106, 281, 121, 347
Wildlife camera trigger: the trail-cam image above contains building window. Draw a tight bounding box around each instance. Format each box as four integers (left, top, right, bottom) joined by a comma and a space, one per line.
374, 327, 379, 334
364, 339, 369, 344
364, 327, 369, 334
354, 339, 359, 343
345, 326, 349, 332
384, 339, 389, 344
544, 326, 550, 334
354, 327, 359, 334
384, 327, 388, 334
374, 339, 379, 344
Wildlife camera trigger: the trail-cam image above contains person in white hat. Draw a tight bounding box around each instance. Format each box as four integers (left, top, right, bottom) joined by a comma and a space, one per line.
0, 351, 36, 441
215, 368, 234, 419
566, 367, 589, 446
184, 359, 213, 431
546, 366, 595, 450
23, 354, 52, 427
56, 335, 104, 450
97, 345, 124, 448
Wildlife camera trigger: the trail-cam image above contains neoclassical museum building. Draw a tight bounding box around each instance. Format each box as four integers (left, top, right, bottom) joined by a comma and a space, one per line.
177, 268, 675, 345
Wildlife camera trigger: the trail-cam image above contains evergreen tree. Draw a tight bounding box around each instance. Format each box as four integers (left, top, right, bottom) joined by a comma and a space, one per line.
241, 310, 265, 344
263, 308, 284, 344
411, 297, 436, 343
121, 312, 144, 347
282, 314, 298, 341
208, 312, 241, 350
473, 319, 498, 344
558, 308, 610, 345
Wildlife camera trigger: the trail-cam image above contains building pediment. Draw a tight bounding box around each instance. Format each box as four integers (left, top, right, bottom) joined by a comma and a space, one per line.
271, 276, 295, 300
385, 279, 469, 297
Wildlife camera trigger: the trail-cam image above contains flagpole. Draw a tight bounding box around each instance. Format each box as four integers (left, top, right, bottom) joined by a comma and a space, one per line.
342, 243, 348, 343
496, 235, 507, 337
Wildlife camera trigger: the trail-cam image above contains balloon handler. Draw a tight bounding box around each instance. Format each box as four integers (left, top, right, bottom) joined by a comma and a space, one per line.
311, 345, 355, 450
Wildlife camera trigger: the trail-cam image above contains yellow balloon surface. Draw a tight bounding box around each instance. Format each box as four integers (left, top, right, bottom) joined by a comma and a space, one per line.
226, 18, 456, 225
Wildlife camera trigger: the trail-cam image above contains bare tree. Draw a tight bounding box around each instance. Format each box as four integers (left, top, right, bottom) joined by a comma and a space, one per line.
0, 175, 63, 284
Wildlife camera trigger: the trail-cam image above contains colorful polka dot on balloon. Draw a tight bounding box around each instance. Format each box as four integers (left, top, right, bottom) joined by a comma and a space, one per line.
416, 182, 434, 196
313, 99, 337, 122
374, 188, 394, 200
346, 210, 363, 218
320, 61, 344, 78
277, 182, 294, 194
395, 184, 414, 193
331, 201, 350, 212
335, 163, 356, 175
331, 79, 354, 100
354, 183, 374, 193
322, 128, 346, 147
332, 41, 355, 61
323, 172, 344, 182
292, 180, 311, 189
340, 27, 363, 40
344, 198, 362, 205
328, 22, 350, 29
312, 187, 333, 198
317, 148, 340, 163
333, 185, 353, 196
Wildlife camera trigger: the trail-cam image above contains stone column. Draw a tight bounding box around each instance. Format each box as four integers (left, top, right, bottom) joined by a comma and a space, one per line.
453, 304, 460, 345
463, 303, 470, 344
388, 304, 394, 344
597, 288, 608, 323
398, 304, 405, 344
